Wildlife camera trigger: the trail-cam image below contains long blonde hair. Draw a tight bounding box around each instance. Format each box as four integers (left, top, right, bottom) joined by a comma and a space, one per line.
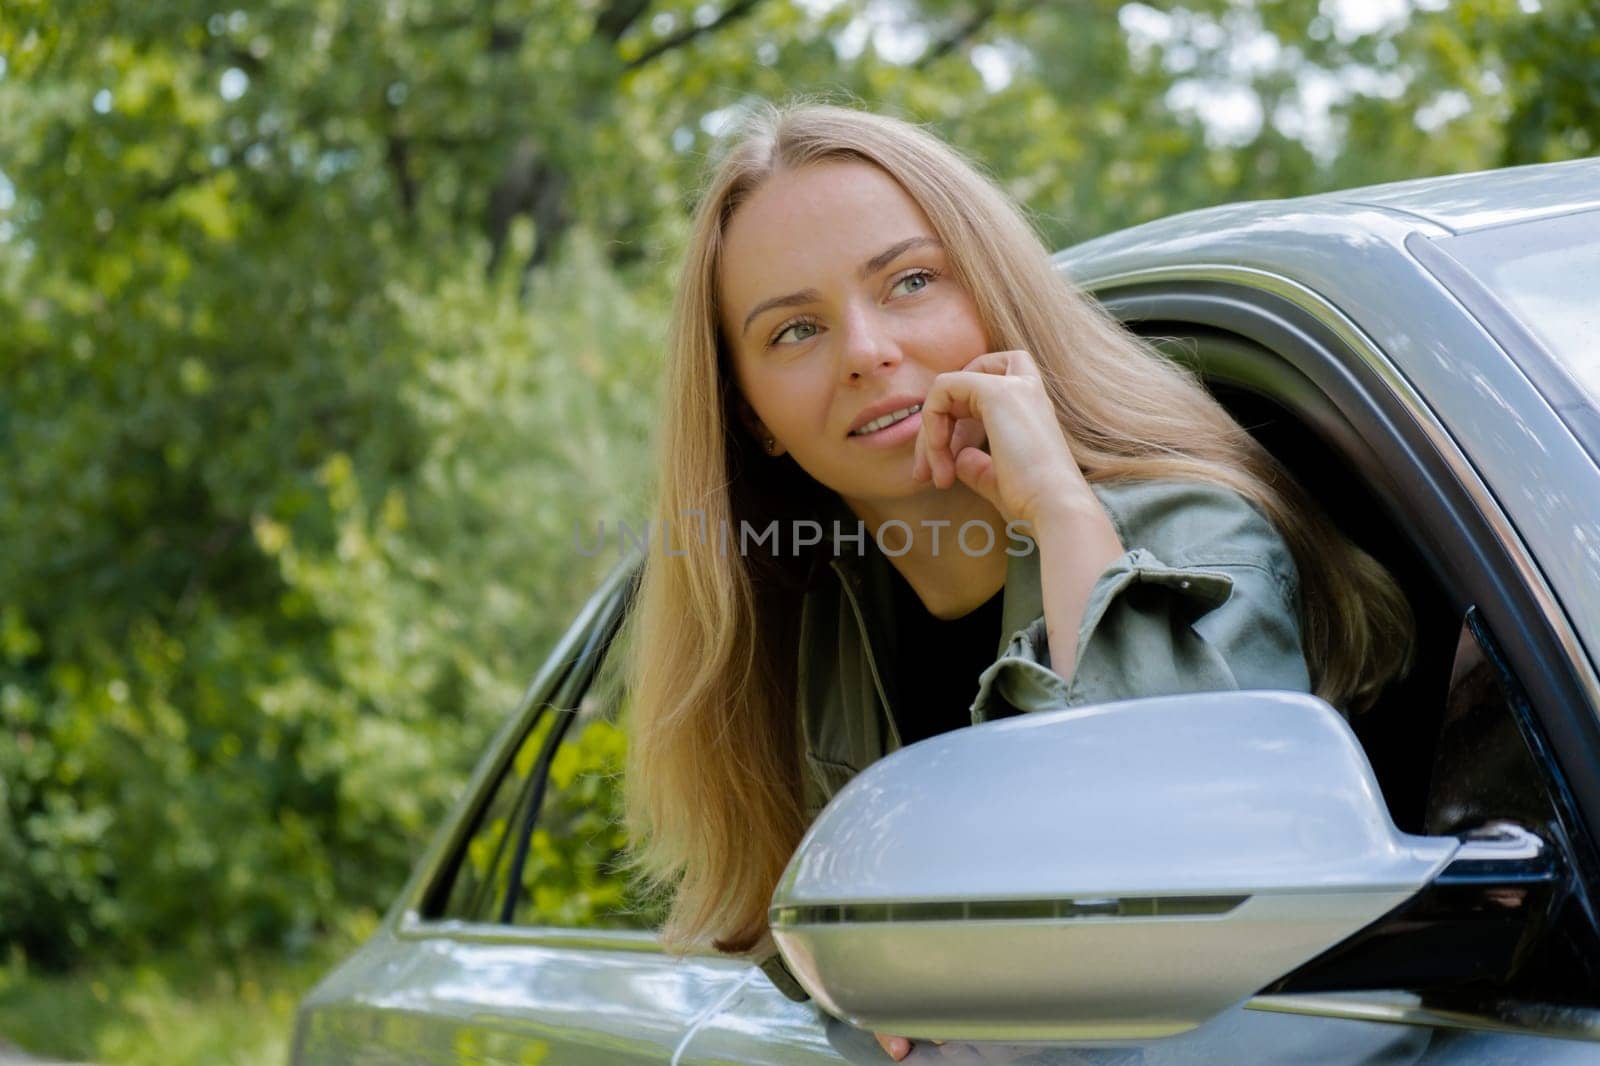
625, 100, 1414, 956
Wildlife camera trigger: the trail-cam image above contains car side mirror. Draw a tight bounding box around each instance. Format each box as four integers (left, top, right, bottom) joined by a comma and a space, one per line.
769, 691, 1467, 1042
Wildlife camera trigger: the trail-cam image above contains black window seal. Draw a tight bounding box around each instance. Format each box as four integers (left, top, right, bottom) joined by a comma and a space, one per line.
495, 607, 616, 925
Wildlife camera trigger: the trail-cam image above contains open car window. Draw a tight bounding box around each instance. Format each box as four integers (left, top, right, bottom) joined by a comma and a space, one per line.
1155, 324, 1600, 1015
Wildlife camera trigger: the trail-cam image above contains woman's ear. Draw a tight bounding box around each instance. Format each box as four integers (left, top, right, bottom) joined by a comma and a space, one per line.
734, 397, 786, 457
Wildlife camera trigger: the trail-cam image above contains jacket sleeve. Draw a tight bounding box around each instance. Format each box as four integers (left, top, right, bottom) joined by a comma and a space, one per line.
971, 491, 1310, 718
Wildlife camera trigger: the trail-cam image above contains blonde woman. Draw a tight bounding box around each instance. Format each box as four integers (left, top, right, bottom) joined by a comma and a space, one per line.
625, 101, 1413, 1059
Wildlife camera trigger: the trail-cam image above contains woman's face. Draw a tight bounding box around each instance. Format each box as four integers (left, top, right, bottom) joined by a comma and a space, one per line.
717, 160, 992, 509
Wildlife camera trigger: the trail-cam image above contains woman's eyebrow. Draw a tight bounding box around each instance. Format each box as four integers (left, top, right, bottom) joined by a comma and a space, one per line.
858, 235, 940, 281
739, 235, 943, 339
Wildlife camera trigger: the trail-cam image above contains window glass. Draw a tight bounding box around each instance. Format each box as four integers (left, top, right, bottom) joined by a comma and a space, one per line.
503, 632, 665, 930
433, 614, 664, 931
1426, 613, 1557, 835
434, 710, 559, 923
1435, 210, 1600, 403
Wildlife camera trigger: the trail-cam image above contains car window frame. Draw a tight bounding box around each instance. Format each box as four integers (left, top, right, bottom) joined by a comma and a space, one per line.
394, 552, 669, 955
1084, 267, 1600, 1038
1086, 269, 1600, 831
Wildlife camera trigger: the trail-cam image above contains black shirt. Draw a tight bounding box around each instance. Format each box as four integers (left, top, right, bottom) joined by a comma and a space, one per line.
886, 566, 1006, 746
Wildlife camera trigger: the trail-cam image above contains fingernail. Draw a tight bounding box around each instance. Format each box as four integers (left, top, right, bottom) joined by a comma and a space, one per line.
891, 1037, 910, 1059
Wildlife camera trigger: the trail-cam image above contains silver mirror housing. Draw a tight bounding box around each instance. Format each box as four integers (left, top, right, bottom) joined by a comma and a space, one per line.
769, 691, 1460, 1042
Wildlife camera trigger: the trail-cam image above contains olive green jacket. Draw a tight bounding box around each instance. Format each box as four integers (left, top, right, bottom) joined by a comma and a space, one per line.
759, 477, 1313, 998
794, 478, 1311, 821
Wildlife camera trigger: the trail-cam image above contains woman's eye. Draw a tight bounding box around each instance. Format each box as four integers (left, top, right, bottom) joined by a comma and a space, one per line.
891, 270, 935, 297
773, 319, 819, 346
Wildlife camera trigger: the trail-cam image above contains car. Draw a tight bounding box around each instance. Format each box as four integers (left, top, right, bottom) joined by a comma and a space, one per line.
292, 158, 1600, 1064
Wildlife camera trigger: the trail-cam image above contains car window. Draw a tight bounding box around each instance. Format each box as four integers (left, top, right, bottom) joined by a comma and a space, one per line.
1192, 372, 1459, 833
1432, 209, 1600, 405
502, 630, 665, 930
1169, 329, 1600, 1009
433, 593, 665, 932
433, 706, 563, 923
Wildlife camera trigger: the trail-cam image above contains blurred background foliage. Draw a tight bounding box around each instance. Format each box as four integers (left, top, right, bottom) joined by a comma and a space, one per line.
0, 0, 1595, 1056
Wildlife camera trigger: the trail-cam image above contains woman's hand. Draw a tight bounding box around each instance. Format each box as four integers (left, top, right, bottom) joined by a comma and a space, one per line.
910, 349, 1092, 528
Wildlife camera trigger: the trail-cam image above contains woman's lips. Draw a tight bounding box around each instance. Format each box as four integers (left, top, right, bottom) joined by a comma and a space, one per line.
847, 408, 922, 448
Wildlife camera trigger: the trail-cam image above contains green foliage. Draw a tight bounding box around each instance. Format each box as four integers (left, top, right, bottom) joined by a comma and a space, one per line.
0, 933, 365, 1064
438, 637, 667, 933
512, 702, 669, 932
0, 213, 666, 963
1, 0, 1595, 983
0, 7, 669, 959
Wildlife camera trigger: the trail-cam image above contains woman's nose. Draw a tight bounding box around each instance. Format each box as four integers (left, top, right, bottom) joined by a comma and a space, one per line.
837, 304, 901, 381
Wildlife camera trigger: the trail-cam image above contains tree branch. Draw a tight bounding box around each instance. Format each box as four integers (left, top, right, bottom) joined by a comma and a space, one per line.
402, 13, 522, 53
915, 0, 998, 70
595, 0, 652, 43
486, 137, 540, 274
624, 0, 763, 70
487, 23, 524, 53
385, 133, 418, 219
140, 159, 231, 203
406, 13, 477, 34
174, 519, 248, 624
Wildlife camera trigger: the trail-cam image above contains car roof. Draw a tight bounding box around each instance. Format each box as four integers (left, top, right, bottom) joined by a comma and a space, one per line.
1054, 157, 1600, 280
1316, 156, 1600, 233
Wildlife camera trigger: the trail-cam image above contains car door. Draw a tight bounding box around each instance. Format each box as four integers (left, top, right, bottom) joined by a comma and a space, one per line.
679, 249, 1600, 1062
294, 561, 748, 1065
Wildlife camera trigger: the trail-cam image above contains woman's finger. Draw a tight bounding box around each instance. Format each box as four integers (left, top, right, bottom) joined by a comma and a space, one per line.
953, 448, 1002, 518
921, 415, 986, 484
918, 371, 999, 489
914, 351, 1050, 494
874, 1031, 912, 1061
961, 348, 1042, 380
954, 444, 997, 507
948, 416, 987, 459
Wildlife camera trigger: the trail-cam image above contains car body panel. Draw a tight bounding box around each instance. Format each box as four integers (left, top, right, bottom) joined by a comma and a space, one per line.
1329, 157, 1600, 234
675, 973, 850, 1065
679, 974, 1600, 1064
293, 925, 745, 1064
